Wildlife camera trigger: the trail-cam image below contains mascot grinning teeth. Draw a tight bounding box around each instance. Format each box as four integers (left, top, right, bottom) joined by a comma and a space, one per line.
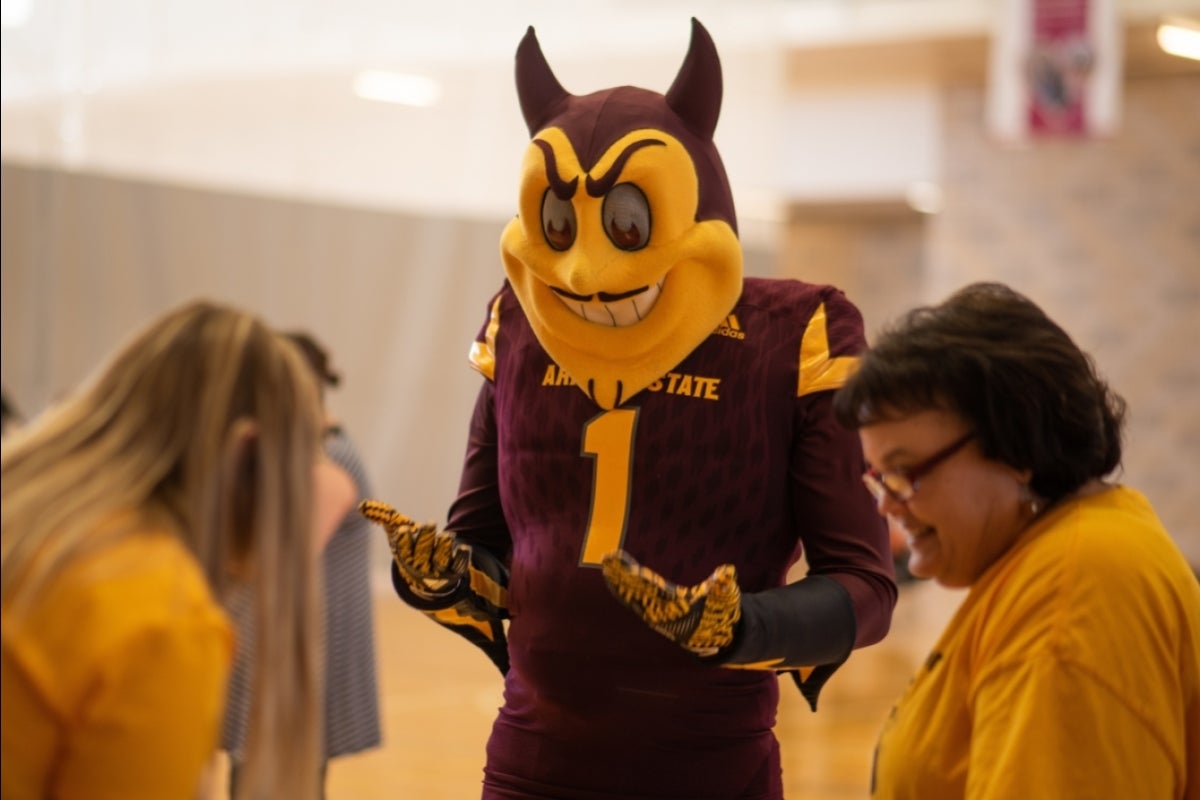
548, 280, 664, 328
362, 18, 897, 800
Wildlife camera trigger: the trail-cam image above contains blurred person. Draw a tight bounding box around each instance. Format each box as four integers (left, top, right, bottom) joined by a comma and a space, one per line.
223, 331, 382, 797
1, 388, 20, 437
833, 281, 1200, 799
0, 300, 353, 800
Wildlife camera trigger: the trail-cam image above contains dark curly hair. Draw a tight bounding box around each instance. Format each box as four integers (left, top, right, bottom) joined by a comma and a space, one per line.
832, 282, 1125, 503
282, 331, 340, 390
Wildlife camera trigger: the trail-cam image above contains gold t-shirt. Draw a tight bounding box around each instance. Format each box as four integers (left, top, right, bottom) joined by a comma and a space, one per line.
2, 528, 233, 799
872, 486, 1200, 800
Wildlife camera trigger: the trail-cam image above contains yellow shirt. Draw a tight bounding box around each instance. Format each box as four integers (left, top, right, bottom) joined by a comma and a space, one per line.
872, 486, 1200, 800
2, 529, 234, 800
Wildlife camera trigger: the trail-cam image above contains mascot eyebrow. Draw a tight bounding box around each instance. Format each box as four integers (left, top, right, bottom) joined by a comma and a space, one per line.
533, 138, 665, 200
516, 22, 736, 230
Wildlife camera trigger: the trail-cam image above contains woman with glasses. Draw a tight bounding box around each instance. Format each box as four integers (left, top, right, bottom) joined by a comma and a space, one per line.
833, 281, 1199, 799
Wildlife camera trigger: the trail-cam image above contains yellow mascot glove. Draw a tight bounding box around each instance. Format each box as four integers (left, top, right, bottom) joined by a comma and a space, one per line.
359, 499, 468, 599
601, 550, 742, 657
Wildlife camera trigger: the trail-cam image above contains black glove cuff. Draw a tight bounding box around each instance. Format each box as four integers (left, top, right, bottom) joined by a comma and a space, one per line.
721, 574, 855, 666
390, 561, 468, 610
714, 575, 856, 710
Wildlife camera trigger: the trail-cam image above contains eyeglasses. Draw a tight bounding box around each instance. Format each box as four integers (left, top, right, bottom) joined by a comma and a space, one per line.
863, 431, 974, 504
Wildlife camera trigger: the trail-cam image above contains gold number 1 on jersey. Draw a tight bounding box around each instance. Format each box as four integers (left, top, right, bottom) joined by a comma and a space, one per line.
579, 408, 639, 566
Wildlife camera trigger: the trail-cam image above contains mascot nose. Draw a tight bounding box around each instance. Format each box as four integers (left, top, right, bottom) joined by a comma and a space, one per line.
554, 253, 602, 297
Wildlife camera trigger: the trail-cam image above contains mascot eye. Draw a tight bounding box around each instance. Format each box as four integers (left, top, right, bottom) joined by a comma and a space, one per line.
602, 183, 650, 251
541, 189, 577, 251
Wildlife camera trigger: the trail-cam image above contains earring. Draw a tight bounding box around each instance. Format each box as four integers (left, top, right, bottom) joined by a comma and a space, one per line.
1020, 482, 1041, 517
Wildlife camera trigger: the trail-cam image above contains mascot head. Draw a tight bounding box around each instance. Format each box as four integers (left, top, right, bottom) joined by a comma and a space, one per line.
499, 18, 743, 410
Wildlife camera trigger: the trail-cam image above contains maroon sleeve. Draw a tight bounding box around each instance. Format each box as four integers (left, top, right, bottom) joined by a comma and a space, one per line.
791, 390, 896, 648
444, 287, 516, 562
794, 286, 896, 648
388, 312, 514, 674
714, 286, 896, 707
445, 378, 514, 564
716, 391, 895, 695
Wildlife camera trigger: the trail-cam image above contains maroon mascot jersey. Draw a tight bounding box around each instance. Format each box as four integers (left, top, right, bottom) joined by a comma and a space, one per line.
377, 18, 896, 800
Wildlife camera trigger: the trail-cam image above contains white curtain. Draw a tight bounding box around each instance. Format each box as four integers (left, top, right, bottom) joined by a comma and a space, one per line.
1, 161, 508, 582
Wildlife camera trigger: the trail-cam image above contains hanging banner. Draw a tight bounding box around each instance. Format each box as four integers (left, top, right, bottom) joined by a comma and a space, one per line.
1027, 0, 1091, 134
986, 0, 1122, 142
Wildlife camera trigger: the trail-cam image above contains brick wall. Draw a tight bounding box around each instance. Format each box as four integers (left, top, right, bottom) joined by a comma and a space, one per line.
779, 74, 1200, 565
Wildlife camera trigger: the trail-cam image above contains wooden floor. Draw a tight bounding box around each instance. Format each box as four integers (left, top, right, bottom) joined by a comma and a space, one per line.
217, 577, 966, 799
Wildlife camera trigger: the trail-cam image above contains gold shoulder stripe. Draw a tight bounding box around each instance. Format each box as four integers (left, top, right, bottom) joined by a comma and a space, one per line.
468, 564, 508, 610
723, 657, 786, 671
468, 295, 504, 381
798, 301, 859, 397
724, 661, 820, 678
427, 607, 496, 641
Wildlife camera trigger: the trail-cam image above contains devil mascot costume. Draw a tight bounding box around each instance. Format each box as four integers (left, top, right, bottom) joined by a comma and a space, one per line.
362, 19, 897, 799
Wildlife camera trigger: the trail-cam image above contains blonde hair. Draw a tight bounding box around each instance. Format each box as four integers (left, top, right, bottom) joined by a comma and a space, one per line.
1, 300, 324, 800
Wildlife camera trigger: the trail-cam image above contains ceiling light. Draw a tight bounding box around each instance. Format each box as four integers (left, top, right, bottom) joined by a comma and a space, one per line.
1156, 17, 1200, 61
353, 70, 442, 107
2, 0, 33, 28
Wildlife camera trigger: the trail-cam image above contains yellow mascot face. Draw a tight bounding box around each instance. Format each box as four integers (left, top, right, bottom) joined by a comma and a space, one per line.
499, 19, 743, 410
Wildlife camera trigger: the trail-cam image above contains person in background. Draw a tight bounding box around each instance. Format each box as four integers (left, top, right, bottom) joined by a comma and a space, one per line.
0, 300, 353, 800
833, 281, 1200, 800
1, 388, 20, 437
223, 331, 382, 797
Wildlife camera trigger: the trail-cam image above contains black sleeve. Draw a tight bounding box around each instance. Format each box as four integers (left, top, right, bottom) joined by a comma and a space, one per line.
711, 575, 856, 710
